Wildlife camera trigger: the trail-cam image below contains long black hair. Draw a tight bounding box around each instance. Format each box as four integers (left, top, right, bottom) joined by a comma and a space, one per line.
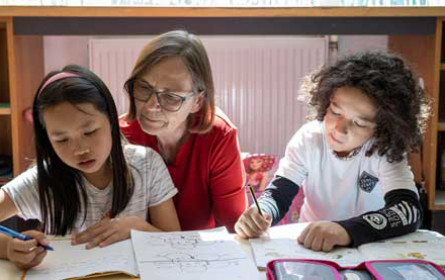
300, 52, 431, 163
33, 65, 133, 235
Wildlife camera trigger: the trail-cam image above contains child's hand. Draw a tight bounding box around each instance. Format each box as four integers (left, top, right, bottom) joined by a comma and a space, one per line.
234, 206, 272, 238
71, 216, 146, 249
297, 221, 351, 252
6, 230, 49, 269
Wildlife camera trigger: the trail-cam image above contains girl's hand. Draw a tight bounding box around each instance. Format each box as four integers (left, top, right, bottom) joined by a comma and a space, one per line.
6, 230, 49, 269
297, 221, 351, 252
71, 216, 147, 249
234, 206, 272, 238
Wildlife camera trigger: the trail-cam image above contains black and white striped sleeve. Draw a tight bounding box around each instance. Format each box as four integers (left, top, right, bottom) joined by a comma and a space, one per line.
336, 188, 422, 247
258, 176, 300, 226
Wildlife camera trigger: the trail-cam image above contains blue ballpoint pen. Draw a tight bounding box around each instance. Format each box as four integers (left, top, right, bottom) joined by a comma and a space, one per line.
0, 225, 54, 251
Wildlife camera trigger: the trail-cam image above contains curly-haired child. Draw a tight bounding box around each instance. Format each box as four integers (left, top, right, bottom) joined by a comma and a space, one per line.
235, 52, 431, 252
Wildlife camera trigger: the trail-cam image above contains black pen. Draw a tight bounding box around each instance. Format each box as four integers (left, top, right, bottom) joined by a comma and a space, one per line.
248, 185, 263, 217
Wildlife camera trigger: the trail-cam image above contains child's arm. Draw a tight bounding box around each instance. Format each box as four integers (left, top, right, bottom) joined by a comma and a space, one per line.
72, 198, 180, 249
336, 188, 421, 247
0, 189, 18, 222
1, 230, 49, 269
258, 176, 300, 225
295, 189, 421, 252
234, 176, 299, 238
148, 198, 181, 232
0, 190, 49, 268
335, 155, 422, 248
0, 189, 17, 260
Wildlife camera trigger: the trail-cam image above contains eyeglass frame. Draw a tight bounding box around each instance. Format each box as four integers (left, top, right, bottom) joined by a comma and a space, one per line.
130, 79, 198, 112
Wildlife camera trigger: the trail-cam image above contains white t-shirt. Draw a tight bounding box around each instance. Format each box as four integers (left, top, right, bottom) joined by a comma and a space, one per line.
3, 144, 177, 233
276, 120, 418, 223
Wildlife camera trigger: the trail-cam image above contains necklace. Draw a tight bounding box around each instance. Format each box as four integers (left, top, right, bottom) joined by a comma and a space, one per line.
332, 145, 362, 161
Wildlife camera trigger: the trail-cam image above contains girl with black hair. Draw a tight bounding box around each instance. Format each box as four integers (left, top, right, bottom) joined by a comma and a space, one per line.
235, 52, 431, 252
0, 65, 180, 269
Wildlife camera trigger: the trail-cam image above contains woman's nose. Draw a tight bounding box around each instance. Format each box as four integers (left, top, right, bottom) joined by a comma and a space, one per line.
144, 94, 161, 110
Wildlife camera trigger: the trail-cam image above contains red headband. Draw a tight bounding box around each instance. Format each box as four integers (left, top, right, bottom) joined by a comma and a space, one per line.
39, 72, 81, 95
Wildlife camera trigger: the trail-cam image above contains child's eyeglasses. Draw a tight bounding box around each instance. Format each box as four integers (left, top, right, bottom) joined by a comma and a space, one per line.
132, 79, 197, 112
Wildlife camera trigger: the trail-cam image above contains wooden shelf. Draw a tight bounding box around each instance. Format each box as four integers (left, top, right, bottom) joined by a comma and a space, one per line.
438, 122, 445, 131
441, 64, 445, 70
2, 7, 445, 18
0, 103, 10, 115
0, 107, 10, 115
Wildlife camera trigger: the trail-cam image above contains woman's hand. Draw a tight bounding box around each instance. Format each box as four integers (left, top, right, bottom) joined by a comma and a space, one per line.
72, 216, 148, 249
297, 221, 351, 252
6, 230, 49, 269
234, 206, 272, 238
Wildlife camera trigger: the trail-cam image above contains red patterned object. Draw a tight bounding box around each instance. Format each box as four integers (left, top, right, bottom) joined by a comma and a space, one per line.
243, 154, 277, 173
241, 153, 304, 225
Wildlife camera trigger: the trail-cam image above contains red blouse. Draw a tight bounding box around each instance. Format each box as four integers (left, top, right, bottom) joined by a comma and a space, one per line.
119, 110, 247, 232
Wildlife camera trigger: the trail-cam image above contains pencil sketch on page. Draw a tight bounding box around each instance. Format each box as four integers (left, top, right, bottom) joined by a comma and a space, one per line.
131, 228, 259, 280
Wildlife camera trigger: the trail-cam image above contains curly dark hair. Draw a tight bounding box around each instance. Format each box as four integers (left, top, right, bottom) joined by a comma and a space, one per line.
300, 51, 431, 163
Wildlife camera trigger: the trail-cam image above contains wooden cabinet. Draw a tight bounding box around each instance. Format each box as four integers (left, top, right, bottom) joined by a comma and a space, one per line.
0, 17, 43, 182
0, 18, 13, 185
434, 18, 445, 210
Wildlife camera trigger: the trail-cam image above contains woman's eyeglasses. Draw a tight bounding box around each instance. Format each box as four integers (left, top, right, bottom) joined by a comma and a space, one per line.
132, 80, 197, 112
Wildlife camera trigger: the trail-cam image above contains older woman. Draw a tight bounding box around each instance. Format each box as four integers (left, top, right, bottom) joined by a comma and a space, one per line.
119, 30, 247, 232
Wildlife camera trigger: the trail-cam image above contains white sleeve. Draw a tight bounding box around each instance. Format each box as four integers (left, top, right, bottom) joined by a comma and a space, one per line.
145, 149, 178, 207
275, 126, 309, 186
378, 154, 418, 197
2, 167, 43, 221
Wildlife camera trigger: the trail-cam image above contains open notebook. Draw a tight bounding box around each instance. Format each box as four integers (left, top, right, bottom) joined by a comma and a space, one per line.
250, 223, 445, 269
22, 227, 259, 280
23, 238, 138, 280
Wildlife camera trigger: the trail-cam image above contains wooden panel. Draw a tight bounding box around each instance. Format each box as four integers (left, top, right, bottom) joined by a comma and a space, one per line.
0, 27, 8, 104
388, 31, 440, 210
0, 115, 11, 157
0, 19, 12, 174
13, 17, 435, 36
1, 7, 445, 18
10, 33, 44, 175
440, 71, 445, 122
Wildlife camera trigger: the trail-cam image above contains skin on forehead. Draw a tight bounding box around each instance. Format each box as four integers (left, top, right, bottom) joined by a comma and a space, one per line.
141, 57, 193, 93
330, 87, 376, 124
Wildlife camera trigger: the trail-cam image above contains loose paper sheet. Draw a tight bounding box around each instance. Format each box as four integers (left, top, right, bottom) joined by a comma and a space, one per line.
131, 227, 259, 280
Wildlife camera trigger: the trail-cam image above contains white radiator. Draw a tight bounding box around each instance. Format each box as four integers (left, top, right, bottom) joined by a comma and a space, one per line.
89, 36, 328, 157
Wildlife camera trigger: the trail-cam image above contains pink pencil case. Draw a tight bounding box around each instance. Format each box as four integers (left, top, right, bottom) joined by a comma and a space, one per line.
266, 258, 445, 280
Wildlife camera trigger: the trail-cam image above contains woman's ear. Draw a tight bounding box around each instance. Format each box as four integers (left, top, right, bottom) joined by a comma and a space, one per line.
190, 91, 205, 113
